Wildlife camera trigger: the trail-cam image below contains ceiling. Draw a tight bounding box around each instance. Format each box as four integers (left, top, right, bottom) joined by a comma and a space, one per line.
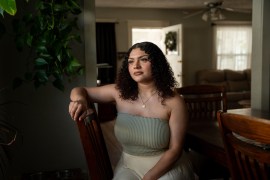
95, 0, 252, 10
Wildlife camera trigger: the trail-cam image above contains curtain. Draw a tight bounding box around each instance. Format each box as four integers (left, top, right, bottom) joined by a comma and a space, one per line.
96, 23, 117, 84
214, 25, 252, 70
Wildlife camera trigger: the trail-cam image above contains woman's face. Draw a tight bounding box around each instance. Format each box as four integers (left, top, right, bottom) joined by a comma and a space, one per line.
128, 48, 153, 83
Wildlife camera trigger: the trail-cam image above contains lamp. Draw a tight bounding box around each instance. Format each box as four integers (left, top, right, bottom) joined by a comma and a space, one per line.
202, 8, 226, 21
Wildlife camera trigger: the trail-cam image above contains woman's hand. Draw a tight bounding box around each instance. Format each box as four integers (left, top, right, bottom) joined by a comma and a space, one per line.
69, 100, 94, 121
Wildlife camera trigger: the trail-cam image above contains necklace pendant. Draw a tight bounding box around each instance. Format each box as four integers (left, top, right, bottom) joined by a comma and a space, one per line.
142, 104, 146, 108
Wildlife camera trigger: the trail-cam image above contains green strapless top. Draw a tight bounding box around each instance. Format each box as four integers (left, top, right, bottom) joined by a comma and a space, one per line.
114, 113, 170, 156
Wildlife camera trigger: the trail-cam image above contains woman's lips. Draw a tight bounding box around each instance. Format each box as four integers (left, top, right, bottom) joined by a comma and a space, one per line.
134, 71, 143, 76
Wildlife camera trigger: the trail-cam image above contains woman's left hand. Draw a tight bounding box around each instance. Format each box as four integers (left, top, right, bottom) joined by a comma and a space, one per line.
69, 100, 94, 121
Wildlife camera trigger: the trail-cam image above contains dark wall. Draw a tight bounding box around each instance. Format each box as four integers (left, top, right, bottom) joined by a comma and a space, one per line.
0, 1, 91, 178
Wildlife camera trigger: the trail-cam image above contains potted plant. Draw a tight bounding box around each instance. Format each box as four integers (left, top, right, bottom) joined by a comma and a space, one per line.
0, 0, 83, 177
1, 0, 83, 91
13, 0, 83, 91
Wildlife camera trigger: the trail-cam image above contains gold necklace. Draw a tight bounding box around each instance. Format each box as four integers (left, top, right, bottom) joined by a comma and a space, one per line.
138, 91, 157, 108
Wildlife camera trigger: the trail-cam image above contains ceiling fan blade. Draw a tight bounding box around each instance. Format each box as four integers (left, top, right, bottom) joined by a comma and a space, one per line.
222, 7, 234, 11
182, 10, 207, 19
222, 7, 252, 13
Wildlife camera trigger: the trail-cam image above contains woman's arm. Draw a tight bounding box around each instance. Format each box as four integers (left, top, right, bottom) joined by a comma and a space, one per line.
69, 84, 117, 121
143, 95, 188, 180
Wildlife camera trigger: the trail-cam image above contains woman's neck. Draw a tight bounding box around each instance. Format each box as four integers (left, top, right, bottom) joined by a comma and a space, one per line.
138, 83, 157, 96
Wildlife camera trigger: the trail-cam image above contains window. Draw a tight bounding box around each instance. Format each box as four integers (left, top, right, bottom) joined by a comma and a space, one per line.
214, 25, 252, 70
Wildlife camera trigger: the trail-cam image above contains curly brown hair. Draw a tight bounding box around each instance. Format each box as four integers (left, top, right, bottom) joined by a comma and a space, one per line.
116, 41, 177, 102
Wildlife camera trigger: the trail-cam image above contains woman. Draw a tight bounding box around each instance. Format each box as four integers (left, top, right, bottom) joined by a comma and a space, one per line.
69, 42, 194, 180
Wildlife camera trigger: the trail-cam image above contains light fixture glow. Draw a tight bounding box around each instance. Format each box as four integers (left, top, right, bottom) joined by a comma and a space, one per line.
202, 8, 226, 21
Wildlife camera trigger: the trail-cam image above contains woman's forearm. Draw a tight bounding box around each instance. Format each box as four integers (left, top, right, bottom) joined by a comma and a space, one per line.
70, 87, 89, 102
69, 87, 93, 121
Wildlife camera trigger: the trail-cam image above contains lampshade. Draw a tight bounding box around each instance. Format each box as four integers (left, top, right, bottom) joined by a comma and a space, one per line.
202, 8, 226, 21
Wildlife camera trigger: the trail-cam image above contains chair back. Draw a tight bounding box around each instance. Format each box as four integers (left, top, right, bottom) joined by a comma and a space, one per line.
76, 102, 113, 180
217, 111, 270, 180
177, 84, 227, 120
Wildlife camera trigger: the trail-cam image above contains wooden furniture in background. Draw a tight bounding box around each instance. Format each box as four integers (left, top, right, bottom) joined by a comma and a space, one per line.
98, 103, 117, 122
185, 108, 270, 168
217, 111, 270, 180
176, 84, 227, 121
177, 84, 229, 179
76, 102, 113, 180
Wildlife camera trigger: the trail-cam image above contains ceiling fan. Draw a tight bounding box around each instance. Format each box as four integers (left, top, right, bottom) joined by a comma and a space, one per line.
183, 0, 251, 22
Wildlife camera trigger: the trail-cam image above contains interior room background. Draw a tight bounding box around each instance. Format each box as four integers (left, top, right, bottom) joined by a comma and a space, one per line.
1, 0, 269, 178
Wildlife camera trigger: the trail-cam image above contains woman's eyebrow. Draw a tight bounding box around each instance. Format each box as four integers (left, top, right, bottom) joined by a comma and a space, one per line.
128, 55, 149, 60
139, 55, 149, 58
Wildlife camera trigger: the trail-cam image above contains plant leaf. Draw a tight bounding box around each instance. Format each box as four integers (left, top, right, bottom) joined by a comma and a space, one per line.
35, 70, 48, 82
70, 59, 81, 67
35, 58, 48, 66
26, 33, 33, 46
0, 7, 4, 16
0, 0, 17, 16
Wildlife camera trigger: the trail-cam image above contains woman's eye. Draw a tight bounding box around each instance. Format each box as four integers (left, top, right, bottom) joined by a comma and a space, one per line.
140, 57, 149, 62
128, 60, 133, 64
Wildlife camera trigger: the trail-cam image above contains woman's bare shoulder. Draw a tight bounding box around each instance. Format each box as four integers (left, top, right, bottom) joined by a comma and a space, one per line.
166, 92, 185, 109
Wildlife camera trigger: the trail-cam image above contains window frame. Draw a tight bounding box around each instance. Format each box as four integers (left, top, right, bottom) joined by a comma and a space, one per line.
213, 22, 252, 70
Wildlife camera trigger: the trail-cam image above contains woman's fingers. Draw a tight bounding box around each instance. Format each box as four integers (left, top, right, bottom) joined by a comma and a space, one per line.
78, 108, 94, 121
69, 101, 83, 121
69, 101, 78, 120
69, 101, 94, 121
73, 103, 81, 120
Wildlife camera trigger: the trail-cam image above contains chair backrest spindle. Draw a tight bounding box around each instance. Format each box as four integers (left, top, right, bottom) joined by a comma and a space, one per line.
217, 111, 270, 180
177, 85, 227, 121
76, 102, 113, 180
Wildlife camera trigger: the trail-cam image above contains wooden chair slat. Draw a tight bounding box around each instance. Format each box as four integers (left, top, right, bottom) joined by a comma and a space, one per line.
76, 103, 114, 180
217, 111, 270, 180
177, 84, 227, 121
177, 84, 229, 179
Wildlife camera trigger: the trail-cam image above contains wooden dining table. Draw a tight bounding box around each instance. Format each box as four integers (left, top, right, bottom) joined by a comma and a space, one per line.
185, 108, 270, 168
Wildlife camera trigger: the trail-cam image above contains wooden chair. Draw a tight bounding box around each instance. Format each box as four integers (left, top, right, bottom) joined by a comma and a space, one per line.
217, 111, 270, 180
177, 84, 229, 179
176, 84, 227, 121
76, 102, 113, 180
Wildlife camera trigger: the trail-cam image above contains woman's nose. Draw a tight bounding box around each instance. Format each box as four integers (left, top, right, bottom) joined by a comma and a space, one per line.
134, 60, 141, 69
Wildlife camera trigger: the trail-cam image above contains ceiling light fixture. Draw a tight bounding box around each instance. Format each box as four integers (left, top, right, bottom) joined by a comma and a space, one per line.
202, 8, 226, 21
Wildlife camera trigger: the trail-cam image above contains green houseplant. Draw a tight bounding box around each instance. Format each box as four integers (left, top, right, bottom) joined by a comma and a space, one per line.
12, 0, 83, 91
1, 0, 84, 91
0, 1, 83, 178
